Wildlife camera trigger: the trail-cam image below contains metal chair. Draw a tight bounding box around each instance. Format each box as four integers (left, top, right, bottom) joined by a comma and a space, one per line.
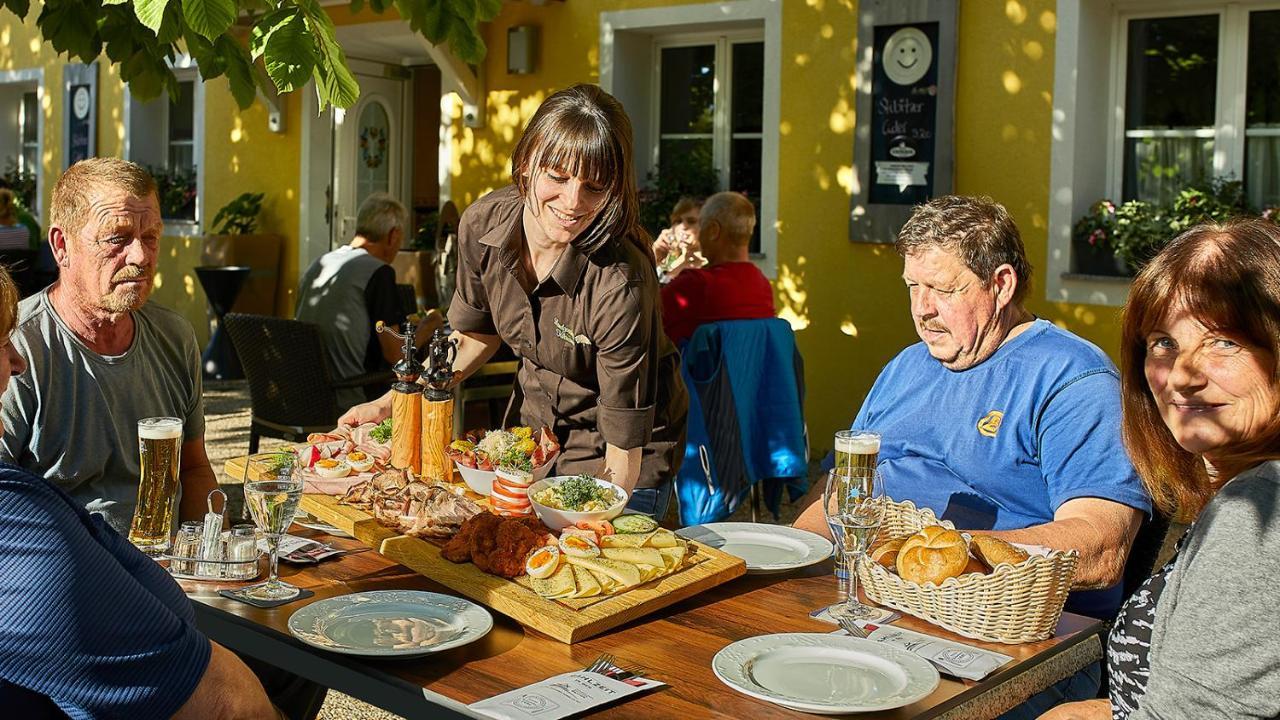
223, 313, 392, 453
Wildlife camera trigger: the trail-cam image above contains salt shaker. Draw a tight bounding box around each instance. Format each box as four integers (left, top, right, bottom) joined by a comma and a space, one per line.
227, 525, 258, 580
196, 489, 227, 577
172, 521, 203, 576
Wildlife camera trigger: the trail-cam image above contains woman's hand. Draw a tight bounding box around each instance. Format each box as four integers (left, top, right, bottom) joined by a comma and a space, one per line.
1037, 699, 1111, 720
338, 395, 393, 427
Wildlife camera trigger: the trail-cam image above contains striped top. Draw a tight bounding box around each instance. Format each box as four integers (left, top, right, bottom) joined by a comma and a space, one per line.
0, 463, 210, 718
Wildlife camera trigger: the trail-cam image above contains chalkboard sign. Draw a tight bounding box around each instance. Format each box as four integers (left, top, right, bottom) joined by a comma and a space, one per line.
62, 64, 96, 168
848, 0, 956, 244
868, 22, 939, 206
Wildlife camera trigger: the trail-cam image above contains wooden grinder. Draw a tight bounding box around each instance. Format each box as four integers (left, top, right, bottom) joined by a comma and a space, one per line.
420, 329, 457, 482
376, 320, 422, 475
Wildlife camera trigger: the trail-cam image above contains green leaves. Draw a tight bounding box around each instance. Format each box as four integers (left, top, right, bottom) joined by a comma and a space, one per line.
133, 0, 169, 33
182, 0, 236, 40
0, 0, 32, 20
252, 7, 315, 93
21, 0, 498, 111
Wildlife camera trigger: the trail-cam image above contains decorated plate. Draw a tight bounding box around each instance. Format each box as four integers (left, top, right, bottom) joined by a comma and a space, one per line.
288, 590, 492, 658
676, 522, 832, 574
712, 633, 939, 714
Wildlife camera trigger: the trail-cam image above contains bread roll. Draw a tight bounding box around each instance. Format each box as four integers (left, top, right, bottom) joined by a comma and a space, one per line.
969, 535, 1030, 568
869, 536, 907, 570
896, 526, 970, 585
962, 554, 989, 575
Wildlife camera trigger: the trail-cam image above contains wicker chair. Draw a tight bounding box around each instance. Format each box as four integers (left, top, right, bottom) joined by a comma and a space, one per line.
223, 313, 392, 453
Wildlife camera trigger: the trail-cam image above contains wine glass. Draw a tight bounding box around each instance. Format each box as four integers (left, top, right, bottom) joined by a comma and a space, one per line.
822, 468, 884, 621
241, 468, 304, 600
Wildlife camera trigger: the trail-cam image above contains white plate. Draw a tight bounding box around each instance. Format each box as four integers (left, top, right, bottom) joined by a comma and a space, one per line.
288, 590, 492, 658
676, 522, 832, 574
712, 633, 939, 714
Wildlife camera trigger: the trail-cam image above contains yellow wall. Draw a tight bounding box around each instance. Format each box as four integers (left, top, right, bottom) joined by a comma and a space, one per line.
1, 16, 302, 348
434, 0, 1126, 456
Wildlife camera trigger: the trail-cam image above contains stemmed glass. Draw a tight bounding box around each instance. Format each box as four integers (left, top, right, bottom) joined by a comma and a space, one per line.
822, 468, 884, 621
241, 467, 305, 600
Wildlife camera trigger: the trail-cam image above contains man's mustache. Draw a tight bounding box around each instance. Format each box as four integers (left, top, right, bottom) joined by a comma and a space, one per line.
112, 265, 153, 283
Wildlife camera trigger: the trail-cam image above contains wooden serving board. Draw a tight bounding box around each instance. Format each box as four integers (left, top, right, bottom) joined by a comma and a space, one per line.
221, 456, 748, 644
302, 494, 746, 643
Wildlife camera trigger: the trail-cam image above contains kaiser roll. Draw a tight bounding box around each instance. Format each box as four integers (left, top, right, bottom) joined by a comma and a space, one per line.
869, 536, 907, 570
969, 535, 1030, 569
896, 526, 970, 585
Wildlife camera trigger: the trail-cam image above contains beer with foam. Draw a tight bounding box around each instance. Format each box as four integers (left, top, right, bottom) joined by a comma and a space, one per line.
834, 430, 881, 476
128, 417, 183, 554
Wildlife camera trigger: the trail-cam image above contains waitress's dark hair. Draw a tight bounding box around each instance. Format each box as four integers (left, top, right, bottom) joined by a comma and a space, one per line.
510, 84, 651, 262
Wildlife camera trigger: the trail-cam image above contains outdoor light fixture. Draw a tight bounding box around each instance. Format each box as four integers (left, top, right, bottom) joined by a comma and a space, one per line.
507, 26, 539, 75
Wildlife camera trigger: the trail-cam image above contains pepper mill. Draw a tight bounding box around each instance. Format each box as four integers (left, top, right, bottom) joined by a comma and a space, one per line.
376, 320, 422, 475
420, 328, 457, 482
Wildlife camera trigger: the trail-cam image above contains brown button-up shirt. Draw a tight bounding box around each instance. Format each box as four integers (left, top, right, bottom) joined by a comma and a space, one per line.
448, 186, 688, 490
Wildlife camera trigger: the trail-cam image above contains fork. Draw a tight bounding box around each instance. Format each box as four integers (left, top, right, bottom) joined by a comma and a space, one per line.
836, 615, 869, 638
585, 653, 615, 674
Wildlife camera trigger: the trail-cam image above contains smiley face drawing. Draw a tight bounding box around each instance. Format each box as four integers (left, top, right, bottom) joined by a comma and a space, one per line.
882, 27, 933, 86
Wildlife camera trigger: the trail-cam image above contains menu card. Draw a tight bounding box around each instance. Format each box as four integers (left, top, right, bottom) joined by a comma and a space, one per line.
470, 671, 664, 720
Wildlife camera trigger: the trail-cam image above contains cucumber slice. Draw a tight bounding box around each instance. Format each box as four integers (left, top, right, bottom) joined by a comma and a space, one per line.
612, 513, 658, 534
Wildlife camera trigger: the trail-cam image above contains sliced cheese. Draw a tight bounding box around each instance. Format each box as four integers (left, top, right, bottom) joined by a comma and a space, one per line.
530, 563, 576, 598
600, 532, 653, 549
601, 547, 665, 567
647, 529, 679, 548
589, 568, 618, 593
570, 565, 602, 598
566, 554, 642, 587
636, 563, 663, 583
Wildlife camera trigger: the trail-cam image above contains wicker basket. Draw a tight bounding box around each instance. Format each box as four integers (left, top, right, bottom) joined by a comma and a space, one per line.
856, 499, 1079, 644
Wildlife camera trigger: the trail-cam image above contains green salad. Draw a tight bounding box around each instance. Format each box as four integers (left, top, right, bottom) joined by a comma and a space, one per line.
533, 474, 621, 512
369, 418, 392, 443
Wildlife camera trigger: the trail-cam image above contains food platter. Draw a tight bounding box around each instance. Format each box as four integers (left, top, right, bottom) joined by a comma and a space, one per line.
226, 452, 746, 644
287, 590, 492, 658
676, 522, 833, 574
712, 633, 939, 714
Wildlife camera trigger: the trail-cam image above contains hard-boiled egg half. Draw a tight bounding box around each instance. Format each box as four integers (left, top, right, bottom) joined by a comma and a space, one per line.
313, 458, 352, 479
525, 546, 561, 579
346, 451, 375, 473
558, 534, 600, 558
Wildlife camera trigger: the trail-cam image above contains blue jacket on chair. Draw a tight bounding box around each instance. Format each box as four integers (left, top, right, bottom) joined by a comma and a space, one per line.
675, 319, 809, 526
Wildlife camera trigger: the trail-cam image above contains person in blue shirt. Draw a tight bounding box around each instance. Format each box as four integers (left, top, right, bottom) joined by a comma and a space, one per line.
0, 267, 284, 717
795, 195, 1150, 619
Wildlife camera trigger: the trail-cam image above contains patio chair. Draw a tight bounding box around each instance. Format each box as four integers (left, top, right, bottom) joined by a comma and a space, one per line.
223, 313, 392, 453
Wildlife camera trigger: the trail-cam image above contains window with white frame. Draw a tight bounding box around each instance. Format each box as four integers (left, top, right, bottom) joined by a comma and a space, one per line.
1116, 6, 1280, 209
1046, 1, 1280, 306
655, 35, 765, 252
127, 69, 202, 225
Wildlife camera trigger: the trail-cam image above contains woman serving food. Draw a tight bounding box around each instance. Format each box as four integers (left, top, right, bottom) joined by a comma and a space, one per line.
341, 84, 689, 518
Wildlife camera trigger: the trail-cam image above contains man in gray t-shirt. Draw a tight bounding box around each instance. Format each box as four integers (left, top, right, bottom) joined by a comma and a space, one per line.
296, 192, 437, 410
0, 158, 216, 533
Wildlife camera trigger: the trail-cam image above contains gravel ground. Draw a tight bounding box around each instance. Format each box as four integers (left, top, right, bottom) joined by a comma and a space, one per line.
202, 379, 810, 720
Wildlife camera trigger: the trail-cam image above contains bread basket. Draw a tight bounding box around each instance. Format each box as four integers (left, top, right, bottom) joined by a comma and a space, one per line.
856, 499, 1078, 644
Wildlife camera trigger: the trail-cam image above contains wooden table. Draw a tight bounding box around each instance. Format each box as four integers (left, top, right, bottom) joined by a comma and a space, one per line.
184, 528, 1103, 720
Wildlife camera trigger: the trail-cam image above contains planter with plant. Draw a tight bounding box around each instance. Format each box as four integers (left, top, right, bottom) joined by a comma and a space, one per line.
1072, 177, 1271, 276
202, 192, 282, 316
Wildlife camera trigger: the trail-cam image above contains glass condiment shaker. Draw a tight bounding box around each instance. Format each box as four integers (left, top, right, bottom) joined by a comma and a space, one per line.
227, 524, 258, 580
172, 521, 203, 576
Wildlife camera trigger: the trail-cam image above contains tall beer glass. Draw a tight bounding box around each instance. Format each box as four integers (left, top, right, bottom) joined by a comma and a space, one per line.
129, 416, 183, 554
834, 430, 880, 476
832, 430, 880, 581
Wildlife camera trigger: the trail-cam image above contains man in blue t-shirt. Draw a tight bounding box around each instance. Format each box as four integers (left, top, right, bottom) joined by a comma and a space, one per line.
796, 195, 1150, 620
